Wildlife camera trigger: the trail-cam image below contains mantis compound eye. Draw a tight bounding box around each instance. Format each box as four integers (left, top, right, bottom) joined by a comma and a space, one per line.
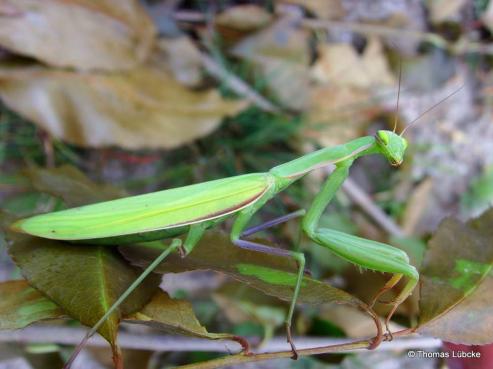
377, 130, 390, 145
402, 138, 408, 150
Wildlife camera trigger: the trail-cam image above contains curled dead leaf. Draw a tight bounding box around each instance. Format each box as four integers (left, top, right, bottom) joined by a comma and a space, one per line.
0, 0, 156, 71
305, 85, 376, 146
311, 37, 395, 88
304, 37, 396, 146
127, 290, 240, 342
216, 5, 272, 31
231, 19, 310, 110
0, 64, 247, 149
276, 0, 345, 20
156, 37, 203, 87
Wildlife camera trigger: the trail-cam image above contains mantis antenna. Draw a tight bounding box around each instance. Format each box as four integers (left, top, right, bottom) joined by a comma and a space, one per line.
393, 59, 402, 133
400, 84, 464, 137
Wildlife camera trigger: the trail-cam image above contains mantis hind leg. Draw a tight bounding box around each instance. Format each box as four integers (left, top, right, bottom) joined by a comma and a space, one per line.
63, 237, 183, 369
310, 228, 419, 344
381, 276, 418, 341
241, 209, 306, 238
233, 238, 305, 359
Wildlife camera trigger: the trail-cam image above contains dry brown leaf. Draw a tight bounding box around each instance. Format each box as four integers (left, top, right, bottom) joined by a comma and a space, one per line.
401, 178, 434, 236
215, 5, 272, 31
0, 0, 155, 71
417, 210, 493, 344
277, 0, 345, 19
427, 0, 466, 23
126, 290, 239, 342
156, 37, 203, 87
231, 19, 310, 111
0, 64, 247, 149
304, 85, 377, 146
311, 37, 395, 88
482, 0, 493, 33
319, 304, 401, 338
304, 37, 395, 146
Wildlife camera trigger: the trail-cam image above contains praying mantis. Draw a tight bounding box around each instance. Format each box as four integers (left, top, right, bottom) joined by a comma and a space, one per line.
10, 80, 462, 367
11, 129, 418, 356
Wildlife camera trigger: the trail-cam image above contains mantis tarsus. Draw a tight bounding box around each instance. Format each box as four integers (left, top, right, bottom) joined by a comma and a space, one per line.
11, 86, 462, 366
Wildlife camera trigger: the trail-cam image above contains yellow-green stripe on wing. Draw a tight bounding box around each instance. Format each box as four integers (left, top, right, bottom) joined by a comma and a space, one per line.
12, 173, 272, 240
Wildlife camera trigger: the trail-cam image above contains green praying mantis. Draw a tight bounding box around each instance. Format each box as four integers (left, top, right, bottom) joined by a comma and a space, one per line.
10, 85, 462, 366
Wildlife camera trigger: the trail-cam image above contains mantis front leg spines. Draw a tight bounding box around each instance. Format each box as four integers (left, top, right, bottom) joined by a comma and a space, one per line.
11, 130, 418, 363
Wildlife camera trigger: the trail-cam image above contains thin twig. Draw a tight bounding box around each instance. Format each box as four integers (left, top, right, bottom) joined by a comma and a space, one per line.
199, 53, 281, 113
342, 177, 405, 238
175, 329, 434, 369
175, 9, 493, 57
301, 19, 448, 49
301, 18, 493, 56
38, 130, 55, 168
0, 326, 438, 354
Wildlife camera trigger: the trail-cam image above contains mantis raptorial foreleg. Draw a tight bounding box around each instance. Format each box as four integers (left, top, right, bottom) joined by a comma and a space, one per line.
300, 162, 419, 345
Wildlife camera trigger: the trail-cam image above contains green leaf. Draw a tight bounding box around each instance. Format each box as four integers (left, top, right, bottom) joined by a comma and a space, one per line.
7, 233, 161, 350
213, 282, 285, 344
0, 279, 240, 346
121, 232, 370, 312
417, 208, 493, 344
23, 165, 126, 207
460, 165, 493, 218
126, 289, 241, 342
0, 280, 64, 329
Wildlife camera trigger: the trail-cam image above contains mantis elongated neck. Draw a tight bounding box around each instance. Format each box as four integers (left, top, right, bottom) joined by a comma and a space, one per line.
270, 136, 379, 180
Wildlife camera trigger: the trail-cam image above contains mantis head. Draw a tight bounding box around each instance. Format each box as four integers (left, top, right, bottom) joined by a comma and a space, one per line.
375, 130, 408, 167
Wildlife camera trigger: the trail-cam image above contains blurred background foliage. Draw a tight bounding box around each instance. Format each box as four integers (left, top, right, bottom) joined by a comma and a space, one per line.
1, 0, 493, 368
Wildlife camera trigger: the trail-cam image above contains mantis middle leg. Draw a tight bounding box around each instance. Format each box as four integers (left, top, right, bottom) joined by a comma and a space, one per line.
301, 162, 419, 348
231, 196, 306, 359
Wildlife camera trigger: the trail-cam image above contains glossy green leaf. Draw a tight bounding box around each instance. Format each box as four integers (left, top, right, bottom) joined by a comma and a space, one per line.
460, 165, 493, 218
0, 279, 239, 347
7, 232, 161, 350
121, 232, 369, 311
417, 208, 493, 344
0, 280, 64, 329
